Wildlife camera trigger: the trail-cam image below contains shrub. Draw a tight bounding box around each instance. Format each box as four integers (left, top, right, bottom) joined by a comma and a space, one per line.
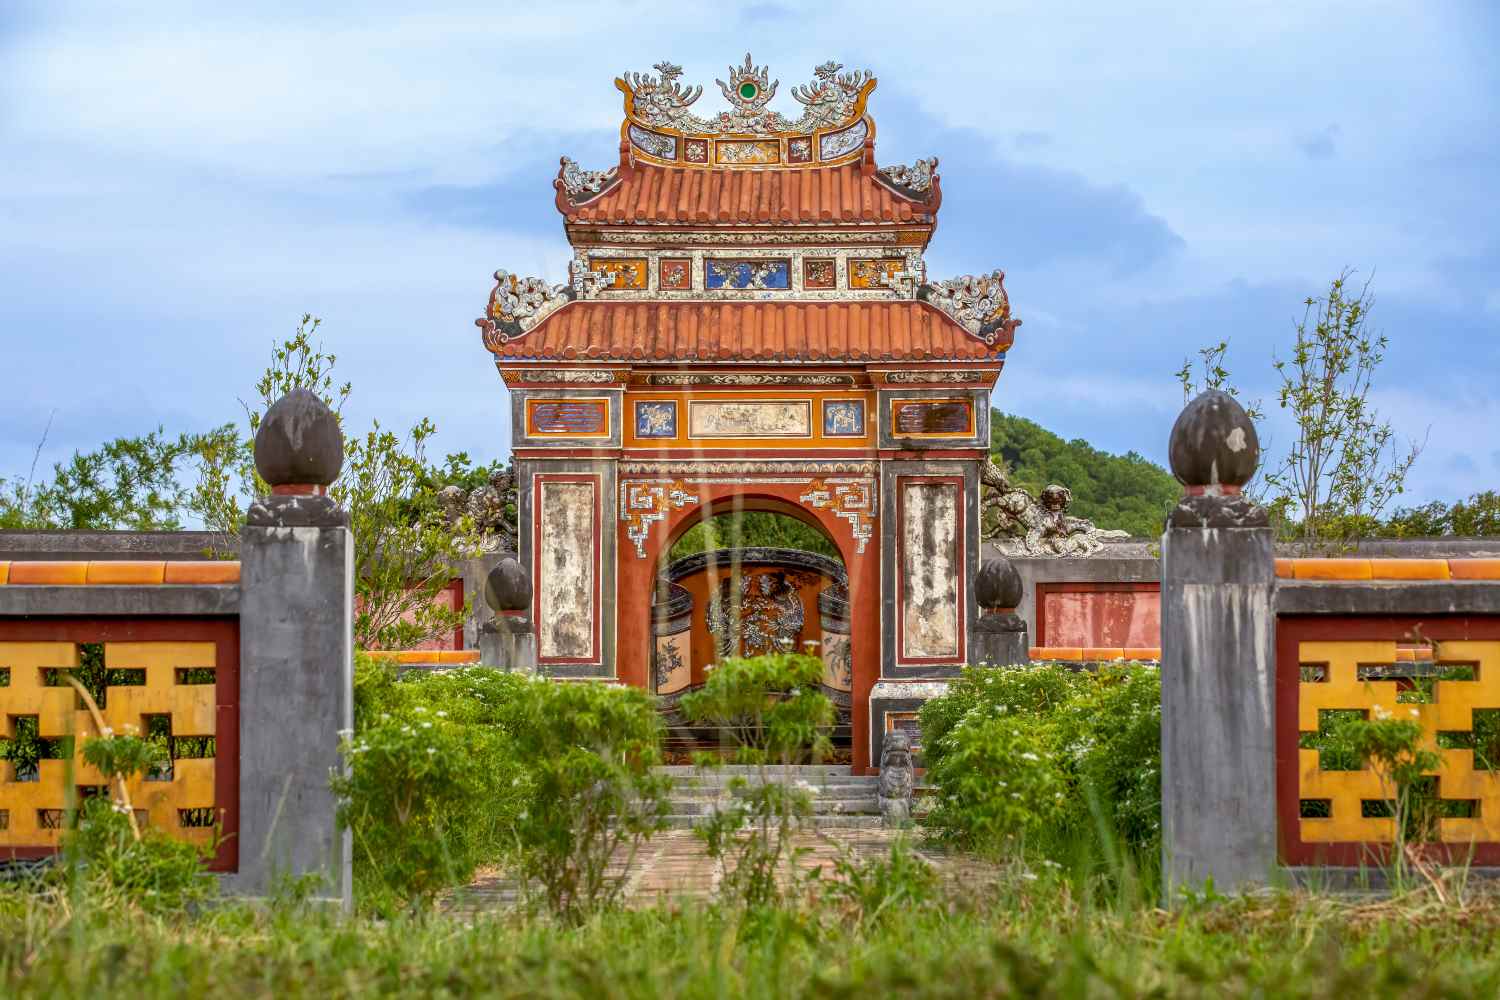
335, 656, 531, 912
63, 797, 214, 913
680, 653, 834, 906
919, 663, 1161, 858
504, 679, 670, 923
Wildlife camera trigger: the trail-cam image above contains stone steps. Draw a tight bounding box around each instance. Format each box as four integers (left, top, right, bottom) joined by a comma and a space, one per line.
655, 765, 885, 831
661, 814, 885, 831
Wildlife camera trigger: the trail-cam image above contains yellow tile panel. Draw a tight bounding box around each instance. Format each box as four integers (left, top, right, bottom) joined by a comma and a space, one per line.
0, 639, 219, 851
1297, 639, 1500, 845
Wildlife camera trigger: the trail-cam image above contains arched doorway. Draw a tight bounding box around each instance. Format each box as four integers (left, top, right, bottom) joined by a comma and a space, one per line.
614, 481, 882, 771
650, 506, 854, 760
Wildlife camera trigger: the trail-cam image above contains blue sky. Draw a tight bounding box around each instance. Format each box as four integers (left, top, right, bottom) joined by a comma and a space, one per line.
1, 1, 1496, 506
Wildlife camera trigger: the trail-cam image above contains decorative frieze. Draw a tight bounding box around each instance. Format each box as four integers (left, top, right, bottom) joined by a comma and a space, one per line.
506, 370, 621, 384
621, 480, 699, 558
884, 371, 991, 384
644, 372, 854, 387
688, 399, 811, 438
800, 478, 876, 554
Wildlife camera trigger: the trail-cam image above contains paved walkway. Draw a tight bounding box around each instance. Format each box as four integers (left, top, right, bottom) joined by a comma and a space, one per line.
446, 827, 960, 915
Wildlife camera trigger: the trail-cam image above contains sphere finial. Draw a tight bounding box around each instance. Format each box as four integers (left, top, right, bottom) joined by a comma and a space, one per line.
485, 557, 531, 613
975, 556, 1023, 610
1168, 389, 1259, 492
253, 388, 343, 489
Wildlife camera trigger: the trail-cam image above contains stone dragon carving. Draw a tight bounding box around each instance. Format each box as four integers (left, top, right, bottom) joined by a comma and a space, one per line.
622, 56, 872, 136
877, 157, 936, 194
558, 156, 617, 199
919, 270, 1020, 344
980, 458, 1129, 556
437, 466, 520, 555
480, 270, 573, 346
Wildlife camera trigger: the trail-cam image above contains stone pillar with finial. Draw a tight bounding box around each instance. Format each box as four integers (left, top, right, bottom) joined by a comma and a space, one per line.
971, 555, 1029, 666
1160, 389, 1277, 898
479, 556, 535, 672
230, 388, 354, 908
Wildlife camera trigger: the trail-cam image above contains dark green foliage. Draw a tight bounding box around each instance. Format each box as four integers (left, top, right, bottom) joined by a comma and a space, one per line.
1364, 491, 1500, 539
989, 411, 1180, 538
919, 664, 1162, 857
505, 677, 670, 922
338, 656, 669, 919
679, 652, 835, 763
0, 425, 239, 531
671, 512, 840, 561
335, 656, 533, 912
60, 797, 215, 913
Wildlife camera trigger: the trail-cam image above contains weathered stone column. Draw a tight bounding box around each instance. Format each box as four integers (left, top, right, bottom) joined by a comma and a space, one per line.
971, 556, 1029, 666
231, 389, 353, 908
1160, 389, 1277, 897
479, 556, 535, 672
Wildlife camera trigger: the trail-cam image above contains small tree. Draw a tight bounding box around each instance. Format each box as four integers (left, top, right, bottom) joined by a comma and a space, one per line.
1179, 272, 1422, 547
193, 316, 486, 648
1262, 271, 1422, 548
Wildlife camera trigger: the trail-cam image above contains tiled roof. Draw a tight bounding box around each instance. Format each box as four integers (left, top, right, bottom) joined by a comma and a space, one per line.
488, 300, 1004, 363
557, 160, 939, 227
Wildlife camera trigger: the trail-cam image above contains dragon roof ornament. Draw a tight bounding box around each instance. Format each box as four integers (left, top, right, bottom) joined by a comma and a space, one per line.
617, 55, 877, 168
479, 270, 574, 348
878, 157, 936, 194
918, 270, 1022, 345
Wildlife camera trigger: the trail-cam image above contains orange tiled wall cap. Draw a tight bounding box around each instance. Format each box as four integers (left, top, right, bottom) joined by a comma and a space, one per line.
1028, 646, 1161, 662
0, 561, 240, 585
1276, 558, 1499, 581
365, 650, 482, 665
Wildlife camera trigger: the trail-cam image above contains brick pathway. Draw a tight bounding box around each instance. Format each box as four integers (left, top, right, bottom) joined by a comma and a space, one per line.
446, 827, 951, 915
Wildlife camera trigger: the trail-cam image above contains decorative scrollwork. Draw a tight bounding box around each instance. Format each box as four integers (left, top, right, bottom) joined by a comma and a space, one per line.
919, 269, 1020, 343
558, 156, 617, 199
878, 157, 936, 194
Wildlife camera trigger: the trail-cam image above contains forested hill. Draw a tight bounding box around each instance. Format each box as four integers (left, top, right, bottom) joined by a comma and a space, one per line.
990, 410, 1179, 540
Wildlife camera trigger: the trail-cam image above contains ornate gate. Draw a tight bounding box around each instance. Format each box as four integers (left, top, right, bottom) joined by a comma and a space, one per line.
476, 57, 1020, 770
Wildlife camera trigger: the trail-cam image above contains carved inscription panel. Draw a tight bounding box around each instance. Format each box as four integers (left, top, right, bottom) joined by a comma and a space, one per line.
537, 480, 597, 661
900, 481, 961, 660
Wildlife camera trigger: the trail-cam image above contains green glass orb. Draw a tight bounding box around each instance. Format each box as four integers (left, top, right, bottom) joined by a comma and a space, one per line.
739, 81, 758, 100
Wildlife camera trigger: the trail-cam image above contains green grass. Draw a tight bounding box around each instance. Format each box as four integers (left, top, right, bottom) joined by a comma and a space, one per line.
5, 870, 1500, 997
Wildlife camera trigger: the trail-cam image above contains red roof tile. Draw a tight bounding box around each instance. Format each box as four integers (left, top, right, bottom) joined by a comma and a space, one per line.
488, 300, 1004, 363
558, 160, 938, 228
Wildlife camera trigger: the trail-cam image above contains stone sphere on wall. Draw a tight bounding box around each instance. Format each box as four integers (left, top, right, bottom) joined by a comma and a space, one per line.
485, 557, 532, 613
253, 388, 344, 488
1168, 389, 1260, 490
975, 556, 1023, 610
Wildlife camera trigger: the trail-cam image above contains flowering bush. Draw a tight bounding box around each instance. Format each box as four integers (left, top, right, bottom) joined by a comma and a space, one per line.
919, 663, 1161, 857
335, 657, 531, 912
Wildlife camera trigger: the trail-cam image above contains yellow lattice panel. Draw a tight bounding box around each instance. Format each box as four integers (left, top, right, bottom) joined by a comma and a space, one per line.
1297, 639, 1500, 845
0, 640, 218, 850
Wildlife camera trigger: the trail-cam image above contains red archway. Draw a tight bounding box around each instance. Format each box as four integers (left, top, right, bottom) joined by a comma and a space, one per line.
615, 482, 882, 772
